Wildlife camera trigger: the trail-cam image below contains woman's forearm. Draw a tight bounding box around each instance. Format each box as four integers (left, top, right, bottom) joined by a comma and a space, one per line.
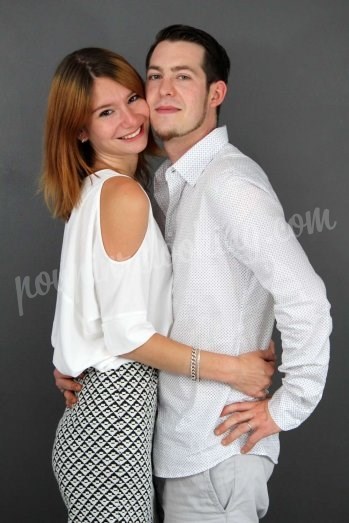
126, 333, 274, 397
127, 333, 233, 381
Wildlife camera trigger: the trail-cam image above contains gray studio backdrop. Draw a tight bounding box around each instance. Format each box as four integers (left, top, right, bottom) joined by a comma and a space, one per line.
0, 1, 347, 521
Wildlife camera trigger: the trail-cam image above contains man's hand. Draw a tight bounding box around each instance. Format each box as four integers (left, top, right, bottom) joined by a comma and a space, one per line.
228, 341, 276, 398
214, 398, 281, 453
53, 368, 82, 408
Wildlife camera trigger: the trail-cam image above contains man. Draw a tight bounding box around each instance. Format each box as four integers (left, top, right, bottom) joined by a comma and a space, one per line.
57, 25, 331, 522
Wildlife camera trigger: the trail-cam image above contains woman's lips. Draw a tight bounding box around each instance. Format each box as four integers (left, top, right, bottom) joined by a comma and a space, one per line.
119, 125, 145, 140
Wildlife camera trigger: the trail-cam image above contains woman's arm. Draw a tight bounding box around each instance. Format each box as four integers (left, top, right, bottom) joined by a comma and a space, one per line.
55, 343, 275, 407
127, 333, 275, 396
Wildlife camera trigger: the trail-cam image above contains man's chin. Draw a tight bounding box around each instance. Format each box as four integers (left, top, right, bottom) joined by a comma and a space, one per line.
153, 128, 181, 141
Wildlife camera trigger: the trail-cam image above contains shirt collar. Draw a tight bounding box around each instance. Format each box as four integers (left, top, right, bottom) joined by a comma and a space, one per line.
155, 126, 229, 187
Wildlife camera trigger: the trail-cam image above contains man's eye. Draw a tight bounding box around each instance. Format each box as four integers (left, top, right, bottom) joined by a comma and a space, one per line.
178, 75, 190, 80
147, 74, 160, 81
99, 109, 113, 117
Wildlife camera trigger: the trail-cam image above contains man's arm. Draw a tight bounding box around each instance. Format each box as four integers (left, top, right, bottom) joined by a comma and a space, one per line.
209, 174, 331, 450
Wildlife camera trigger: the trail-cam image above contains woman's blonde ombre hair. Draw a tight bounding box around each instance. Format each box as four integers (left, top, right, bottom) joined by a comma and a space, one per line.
41, 48, 158, 221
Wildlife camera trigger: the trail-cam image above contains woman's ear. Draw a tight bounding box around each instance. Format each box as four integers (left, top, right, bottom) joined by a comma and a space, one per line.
78, 130, 88, 143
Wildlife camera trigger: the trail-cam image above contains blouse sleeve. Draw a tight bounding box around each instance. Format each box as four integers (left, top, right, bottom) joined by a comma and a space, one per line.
93, 210, 157, 357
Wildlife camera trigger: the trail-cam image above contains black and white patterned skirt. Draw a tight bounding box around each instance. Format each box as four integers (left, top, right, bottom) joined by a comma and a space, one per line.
52, 363, 158, 523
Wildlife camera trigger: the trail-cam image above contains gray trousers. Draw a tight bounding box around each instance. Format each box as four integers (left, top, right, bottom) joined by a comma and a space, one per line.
154, 455, 274, 523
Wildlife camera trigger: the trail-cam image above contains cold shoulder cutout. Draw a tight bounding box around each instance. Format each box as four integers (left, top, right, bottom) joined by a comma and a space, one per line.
100, 175, 150, 261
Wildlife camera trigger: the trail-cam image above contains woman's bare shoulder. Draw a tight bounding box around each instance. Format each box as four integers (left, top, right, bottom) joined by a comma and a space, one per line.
100, 176, 149, 261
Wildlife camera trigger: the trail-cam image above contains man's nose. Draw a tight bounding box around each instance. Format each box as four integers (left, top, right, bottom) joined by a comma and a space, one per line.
159, 77, 175, 97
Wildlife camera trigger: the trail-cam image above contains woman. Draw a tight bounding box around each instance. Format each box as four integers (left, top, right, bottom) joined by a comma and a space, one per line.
42, 48, 273, 523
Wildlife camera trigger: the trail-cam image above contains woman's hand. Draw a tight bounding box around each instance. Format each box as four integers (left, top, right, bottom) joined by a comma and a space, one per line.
225, 342, 276, 398
53, 368, 82, 408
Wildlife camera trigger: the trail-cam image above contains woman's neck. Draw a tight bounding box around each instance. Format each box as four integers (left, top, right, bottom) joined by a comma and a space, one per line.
93, 154, 138, 178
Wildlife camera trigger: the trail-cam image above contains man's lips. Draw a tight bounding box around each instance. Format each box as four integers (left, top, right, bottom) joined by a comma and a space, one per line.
155, 106, 181, 114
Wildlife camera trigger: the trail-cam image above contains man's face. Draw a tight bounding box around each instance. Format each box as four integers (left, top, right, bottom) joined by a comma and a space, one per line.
146, 40, 216, 145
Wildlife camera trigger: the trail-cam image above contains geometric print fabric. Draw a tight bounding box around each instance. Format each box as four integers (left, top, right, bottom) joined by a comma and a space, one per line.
52, 363, 158, 522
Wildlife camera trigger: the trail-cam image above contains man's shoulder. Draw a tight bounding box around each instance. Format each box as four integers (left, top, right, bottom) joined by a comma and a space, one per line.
208, 143, 267, 182
204, 143, 276, 199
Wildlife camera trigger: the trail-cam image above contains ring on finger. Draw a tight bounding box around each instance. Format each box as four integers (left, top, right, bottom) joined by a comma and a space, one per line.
246, 422, 253, 432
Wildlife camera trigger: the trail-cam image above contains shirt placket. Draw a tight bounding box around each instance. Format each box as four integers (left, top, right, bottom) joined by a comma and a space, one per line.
165, 168, 186, 252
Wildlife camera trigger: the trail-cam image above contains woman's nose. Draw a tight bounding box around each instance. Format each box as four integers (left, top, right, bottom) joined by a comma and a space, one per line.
121, 105, 138, 127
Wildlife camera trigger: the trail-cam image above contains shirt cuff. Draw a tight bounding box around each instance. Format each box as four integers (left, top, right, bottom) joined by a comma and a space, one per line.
268, 371, 328, 431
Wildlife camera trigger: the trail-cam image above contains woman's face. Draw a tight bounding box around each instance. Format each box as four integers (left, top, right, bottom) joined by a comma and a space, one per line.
82, 76, 150, 165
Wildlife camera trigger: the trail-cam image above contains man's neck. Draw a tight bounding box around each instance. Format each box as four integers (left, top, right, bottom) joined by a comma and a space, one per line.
163, 124, 217, 164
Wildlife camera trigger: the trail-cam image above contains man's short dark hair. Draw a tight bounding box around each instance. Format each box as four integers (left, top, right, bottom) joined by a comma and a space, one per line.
145, 24, 230, 86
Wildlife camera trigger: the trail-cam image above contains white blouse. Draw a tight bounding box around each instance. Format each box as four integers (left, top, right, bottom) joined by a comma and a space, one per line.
52, 169, 173, 376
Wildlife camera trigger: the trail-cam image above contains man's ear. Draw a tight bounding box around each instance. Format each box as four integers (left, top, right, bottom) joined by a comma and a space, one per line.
209, 81, 227, 109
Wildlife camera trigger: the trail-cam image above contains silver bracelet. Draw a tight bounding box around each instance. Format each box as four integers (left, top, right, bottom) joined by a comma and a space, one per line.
196, 348, 201, 382
190, 347, 197, 380
190, 347, 201, 381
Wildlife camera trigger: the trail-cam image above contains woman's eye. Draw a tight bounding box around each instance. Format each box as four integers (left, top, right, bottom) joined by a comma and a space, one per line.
128, 94, 140, 104
99, 109, 113, 117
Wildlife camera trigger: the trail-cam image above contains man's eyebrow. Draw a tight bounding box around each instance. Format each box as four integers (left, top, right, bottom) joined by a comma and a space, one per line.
147, 65, 197, 74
